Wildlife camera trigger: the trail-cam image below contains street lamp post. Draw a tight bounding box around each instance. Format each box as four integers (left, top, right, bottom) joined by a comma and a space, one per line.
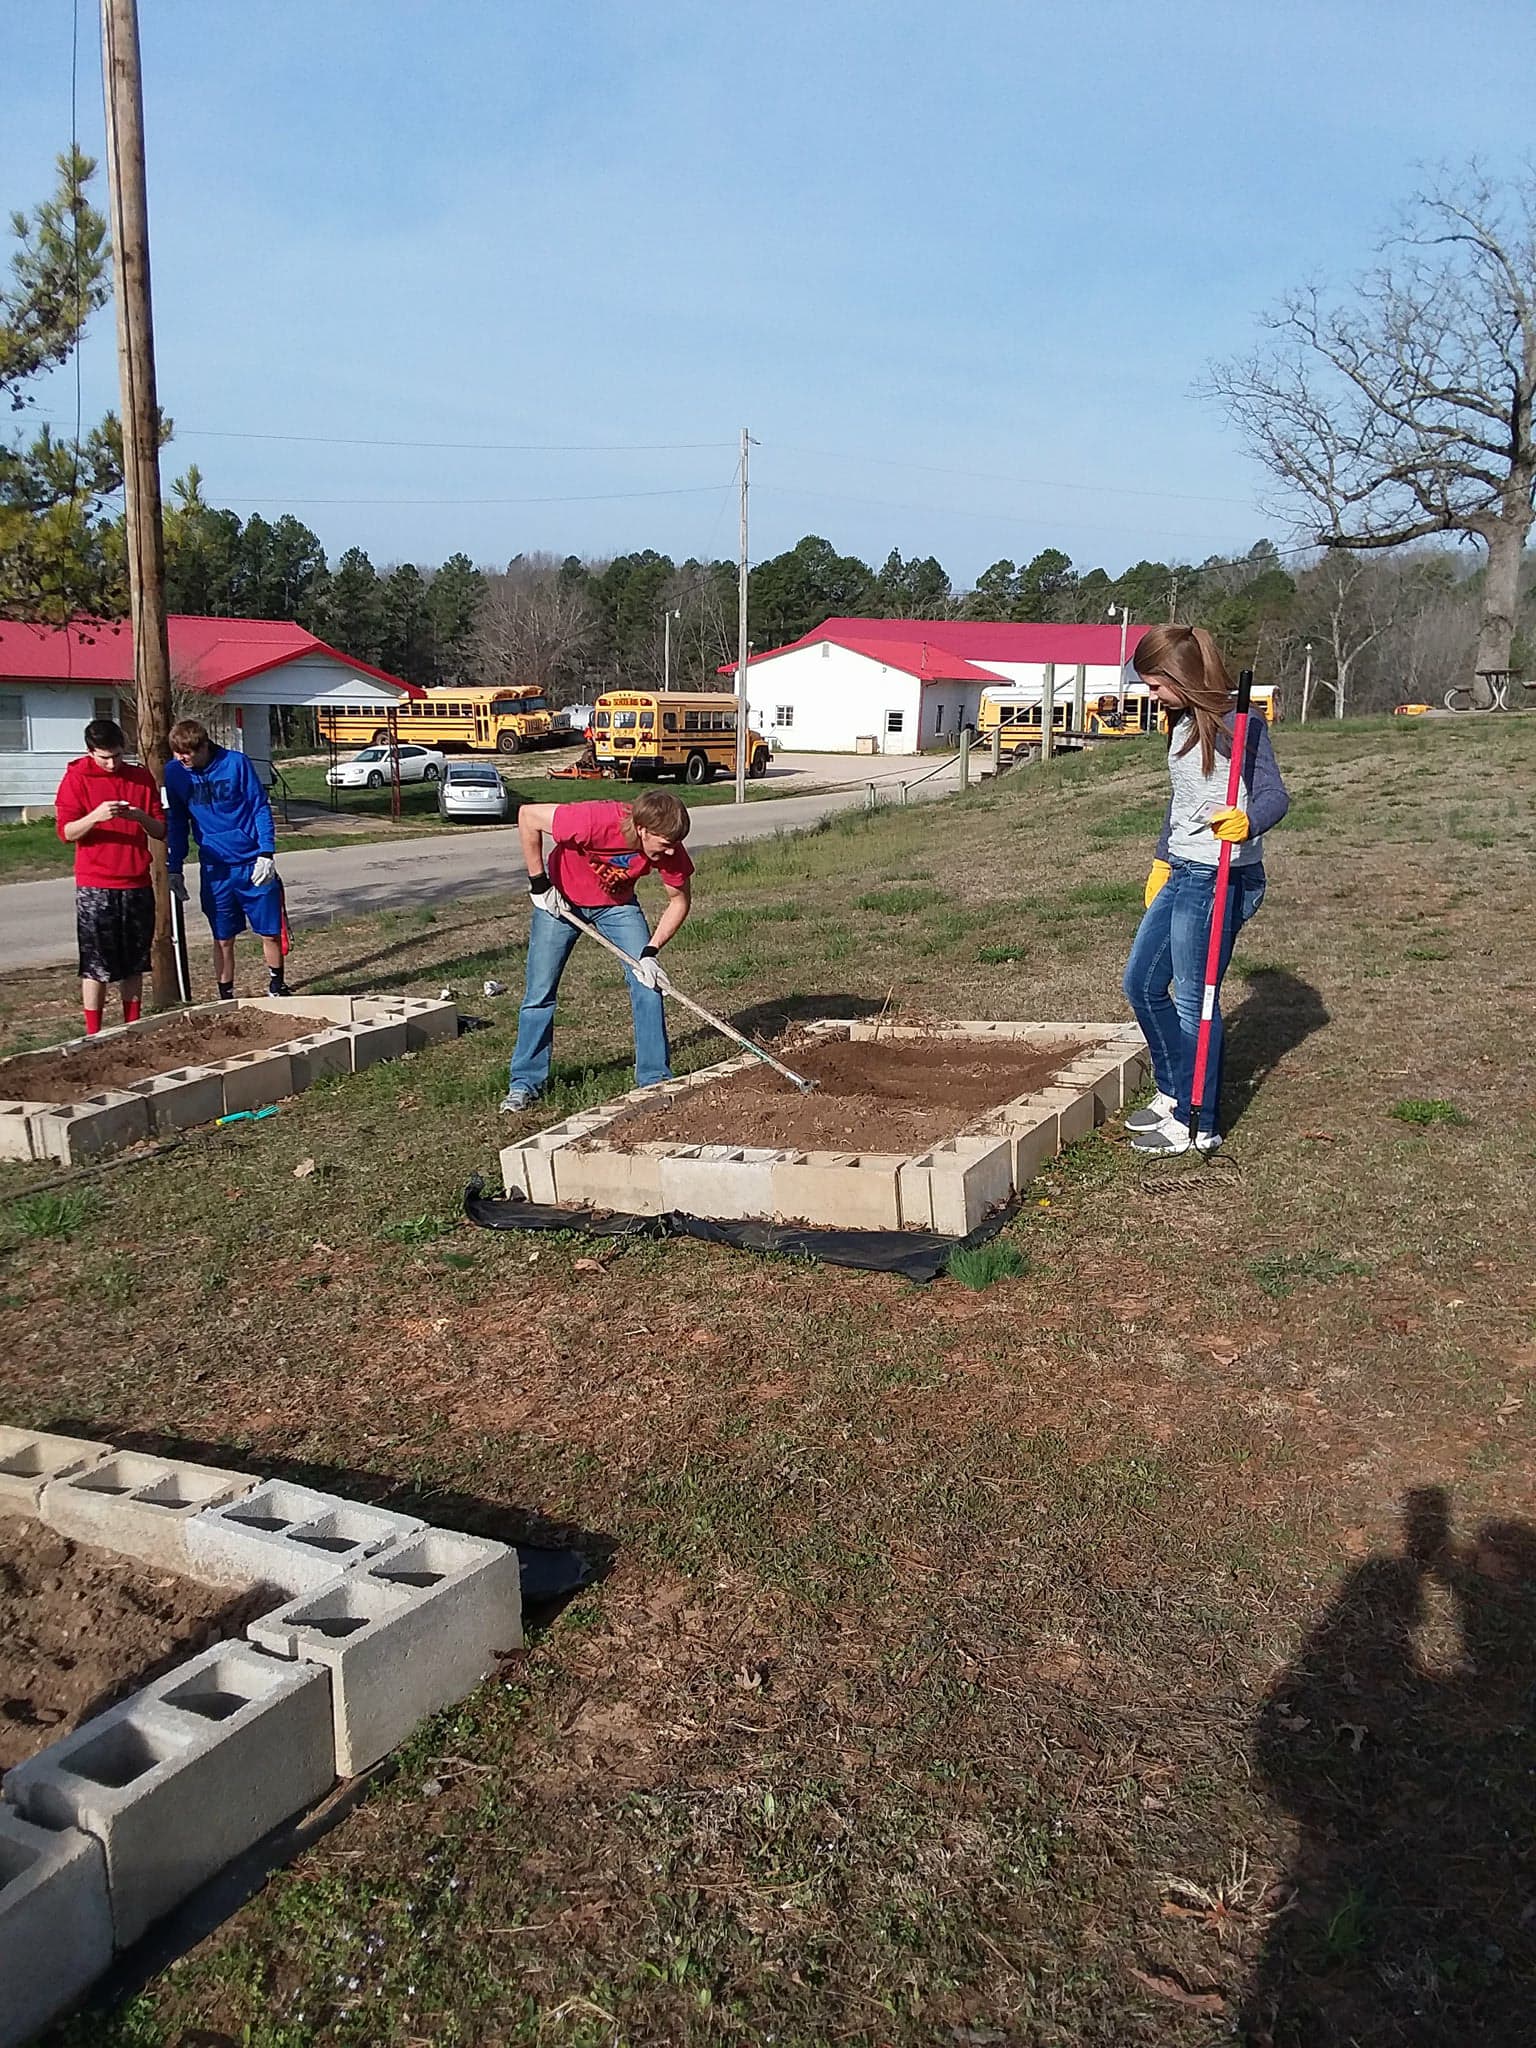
1108, 603, 1131, 720
662, 607, 681, 691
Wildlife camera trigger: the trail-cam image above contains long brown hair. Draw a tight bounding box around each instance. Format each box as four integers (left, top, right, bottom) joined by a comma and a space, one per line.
1133, 624, 1235, 778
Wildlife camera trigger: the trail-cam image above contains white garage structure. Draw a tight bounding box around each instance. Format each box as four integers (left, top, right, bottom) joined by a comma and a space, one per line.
0, 617, 422, 818
726, 618, 1147, 755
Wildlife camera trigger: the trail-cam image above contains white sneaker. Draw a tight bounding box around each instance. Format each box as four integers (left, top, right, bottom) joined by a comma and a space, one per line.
1129, 1115, 1223, 1156
1124, 1091, 1176, 1133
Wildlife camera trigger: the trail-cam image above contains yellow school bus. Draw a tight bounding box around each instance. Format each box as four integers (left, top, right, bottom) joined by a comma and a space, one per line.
593, 691, 770, 784
318, 686, 554, 755
979, 681, 1275, 762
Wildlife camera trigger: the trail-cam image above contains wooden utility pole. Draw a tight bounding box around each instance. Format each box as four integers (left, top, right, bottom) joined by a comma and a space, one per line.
734, 428, 752, 803
101, 0, 177, 1004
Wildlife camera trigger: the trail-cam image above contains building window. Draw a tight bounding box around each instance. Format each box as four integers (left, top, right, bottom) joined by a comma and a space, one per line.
885, 710, 904, 735
933, 704, 944, 733
93, 695, 117, 725
774, 705, 793, 728
0, 692, 26, 752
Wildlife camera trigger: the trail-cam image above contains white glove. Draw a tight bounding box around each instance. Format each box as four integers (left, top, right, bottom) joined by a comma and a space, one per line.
167, 871, 189, 902
251, 855, 278, 889
631, 949, 672, 993
529, 875, 573, 920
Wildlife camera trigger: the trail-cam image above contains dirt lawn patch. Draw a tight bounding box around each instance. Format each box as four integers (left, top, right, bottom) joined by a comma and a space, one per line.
606, 1031, 1085, 1153
0, 1008, 329, 1103
0, 1518, 268, 1772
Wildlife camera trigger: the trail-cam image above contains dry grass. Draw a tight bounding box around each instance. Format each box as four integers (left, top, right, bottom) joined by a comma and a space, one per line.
2, 714, 1534, 2047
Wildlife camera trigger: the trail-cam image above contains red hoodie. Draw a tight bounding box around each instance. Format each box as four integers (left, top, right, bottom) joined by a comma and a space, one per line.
54, 757, 163, 889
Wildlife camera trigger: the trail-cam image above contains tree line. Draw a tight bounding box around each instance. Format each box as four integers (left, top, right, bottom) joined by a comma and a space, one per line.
4, 151, 1533, 720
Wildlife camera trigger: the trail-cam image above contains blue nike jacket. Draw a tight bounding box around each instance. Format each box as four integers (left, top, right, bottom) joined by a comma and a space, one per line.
165, 746, 276, 870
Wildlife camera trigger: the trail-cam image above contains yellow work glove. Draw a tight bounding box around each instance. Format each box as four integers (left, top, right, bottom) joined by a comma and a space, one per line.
1144, 859, 1172, 908
1208, 806, 1250, 843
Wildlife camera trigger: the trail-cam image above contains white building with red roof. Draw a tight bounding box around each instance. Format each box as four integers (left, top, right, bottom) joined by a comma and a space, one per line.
724, 617, 1148, 755
0, 616, 421, 817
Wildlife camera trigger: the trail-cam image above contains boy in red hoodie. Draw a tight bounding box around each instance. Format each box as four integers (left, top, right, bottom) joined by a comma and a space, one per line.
53, 718, 166, 1035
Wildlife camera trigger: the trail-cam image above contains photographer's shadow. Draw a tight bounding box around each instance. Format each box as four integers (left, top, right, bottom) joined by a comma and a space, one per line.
1243, 1488, 1536, 2046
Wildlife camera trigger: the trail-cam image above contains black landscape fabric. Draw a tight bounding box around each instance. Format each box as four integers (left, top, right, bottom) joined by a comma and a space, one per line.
463, 1175, 1018, 1283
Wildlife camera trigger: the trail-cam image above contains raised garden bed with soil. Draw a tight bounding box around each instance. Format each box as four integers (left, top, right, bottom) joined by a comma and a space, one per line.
500, 1018, 1150, 1235
0, 1520, 269, 1774
0, 993, 458, 1167
0, 1008, 325, 1104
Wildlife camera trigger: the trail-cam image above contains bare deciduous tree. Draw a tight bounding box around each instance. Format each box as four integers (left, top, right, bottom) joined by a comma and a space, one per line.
1209, 168, 1536, 707
473, 553, 596, 704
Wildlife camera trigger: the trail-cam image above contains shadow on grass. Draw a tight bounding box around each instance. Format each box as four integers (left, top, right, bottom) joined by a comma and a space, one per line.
1222, 967, 1330, 1129
1243, 1487, 1536, 2047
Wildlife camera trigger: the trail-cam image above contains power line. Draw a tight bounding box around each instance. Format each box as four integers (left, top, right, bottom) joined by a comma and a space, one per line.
169, 427, 737, 454
209, 483, 736, 509
754, 481, 1266, 555
772, 442, 1262, 510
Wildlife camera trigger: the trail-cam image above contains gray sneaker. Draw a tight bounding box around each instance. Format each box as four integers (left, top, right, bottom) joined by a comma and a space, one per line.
498, 1086, 539, 1114
1124, 1091, 1176, 1132
1130, 1117, 1222, 1156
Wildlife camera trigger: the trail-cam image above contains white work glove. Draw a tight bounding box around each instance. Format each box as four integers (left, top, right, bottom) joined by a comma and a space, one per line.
250, 855, 278, 888
528, 872, 573, 920
167, 871, 189, 902
631, 947, 673, 993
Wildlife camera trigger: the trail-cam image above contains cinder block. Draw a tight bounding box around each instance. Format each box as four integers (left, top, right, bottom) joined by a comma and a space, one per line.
216, 1049, 295, 1113
924, 1135, 1015, 1237
186, 1480, 424, 1593
1056, 1057, 1123, 1116
0, 1807, 113, 2047
238, 994, 358, 1025
658, 1145, 777, 1222
897, 1159, 934, 1230
1118, 1048, 1152, 1097
0, 1101, 50, 1162
124, 1064, 225, 1136
1008, 1109, 1062, 1186
345, 1017, 409, 1071
552, 1141, 665, 1213
250, 1528, 522, 1774
0, 1426, 111, 1518
27, 1089, 150, 1166
1033, 1085, 1096, 1144
6, 1644, 334, 1949
285, 1027, 356, 1088
41, 1452, 254, 1570
498, 1141, 532, 1200
355, 996, 459, 1049
770, 1151, 903, 1229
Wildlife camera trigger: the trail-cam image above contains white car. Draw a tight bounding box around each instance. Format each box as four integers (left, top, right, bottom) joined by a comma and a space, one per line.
437, 759, 510, 822
326, 743, 446, 790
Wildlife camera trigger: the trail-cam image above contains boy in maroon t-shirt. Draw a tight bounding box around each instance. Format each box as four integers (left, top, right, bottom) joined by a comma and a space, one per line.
54, 718, 167, 1035
503, 788, 694, 1112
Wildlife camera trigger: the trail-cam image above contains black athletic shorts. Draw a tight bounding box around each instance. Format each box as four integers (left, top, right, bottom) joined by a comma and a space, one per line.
75, 885, 156, 985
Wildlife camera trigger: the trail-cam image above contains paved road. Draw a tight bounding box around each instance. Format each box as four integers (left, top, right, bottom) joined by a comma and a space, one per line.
1, 761, 965, 971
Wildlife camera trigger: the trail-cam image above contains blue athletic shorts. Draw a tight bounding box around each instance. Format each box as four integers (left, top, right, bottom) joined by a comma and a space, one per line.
198, 856, 282, 941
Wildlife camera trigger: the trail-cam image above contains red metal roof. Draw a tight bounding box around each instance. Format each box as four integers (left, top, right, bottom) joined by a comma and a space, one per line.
724, 616, 1150, 676
0, 616, 423, 697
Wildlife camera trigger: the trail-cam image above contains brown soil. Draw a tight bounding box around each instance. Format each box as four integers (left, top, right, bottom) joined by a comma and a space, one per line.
0, 1518, 271, 1773
0, 1008, 329, 1104
604, 1031, 1085, 1155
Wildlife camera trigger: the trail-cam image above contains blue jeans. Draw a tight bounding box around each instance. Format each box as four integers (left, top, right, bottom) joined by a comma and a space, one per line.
509, 898, 671, 1095
1122, 859, 1266, 1135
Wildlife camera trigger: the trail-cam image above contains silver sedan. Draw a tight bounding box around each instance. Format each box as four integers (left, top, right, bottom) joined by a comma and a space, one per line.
437, 760, 511, 822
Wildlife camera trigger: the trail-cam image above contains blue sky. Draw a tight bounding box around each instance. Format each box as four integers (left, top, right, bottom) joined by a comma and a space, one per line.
6, 0, 1531, 585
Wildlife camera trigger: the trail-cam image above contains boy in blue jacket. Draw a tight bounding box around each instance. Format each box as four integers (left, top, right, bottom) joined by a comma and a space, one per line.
165, 717, 290, 999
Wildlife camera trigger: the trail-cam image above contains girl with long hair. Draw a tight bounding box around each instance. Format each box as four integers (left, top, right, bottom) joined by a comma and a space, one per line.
1121, 624, 1289, 1155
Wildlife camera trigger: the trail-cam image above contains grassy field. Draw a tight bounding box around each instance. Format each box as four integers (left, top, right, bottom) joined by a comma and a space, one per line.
3, 715, 1535, 2046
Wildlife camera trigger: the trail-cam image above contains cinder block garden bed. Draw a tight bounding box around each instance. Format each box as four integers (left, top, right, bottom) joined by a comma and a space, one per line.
0, 1426, 521, 2046
0, 994, 458, 1166
501, 1018, 1150, 1235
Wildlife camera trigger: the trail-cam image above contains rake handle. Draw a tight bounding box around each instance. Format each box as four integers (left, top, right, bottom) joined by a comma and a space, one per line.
549, 903, 817, 1092
1188, 668, 1254, 1141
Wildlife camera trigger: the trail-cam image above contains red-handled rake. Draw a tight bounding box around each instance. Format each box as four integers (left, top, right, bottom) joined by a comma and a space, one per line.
551, 903, 819, 1093
1187, 667, 1254, 1150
